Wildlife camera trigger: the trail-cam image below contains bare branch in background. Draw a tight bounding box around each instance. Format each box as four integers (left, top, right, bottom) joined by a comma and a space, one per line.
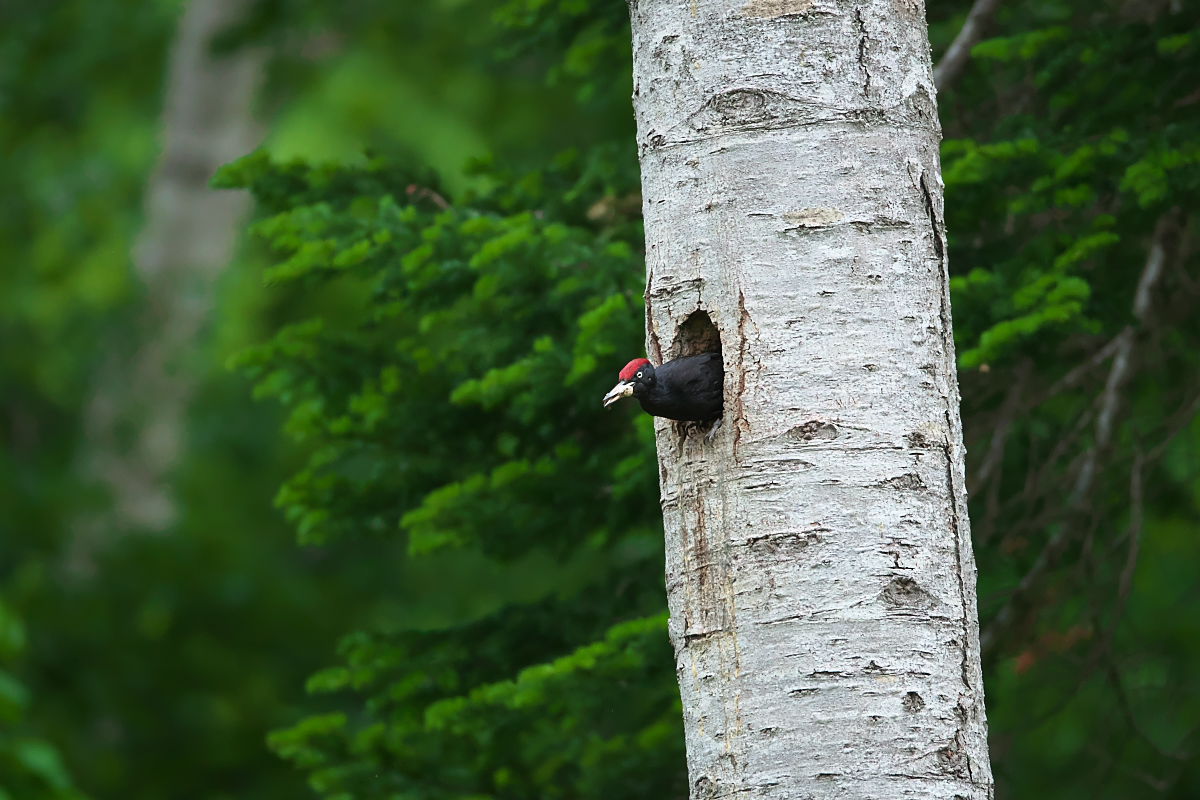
1112, 452, 1144, 625
1024, 334, 1124, 411
1147, 388, 1200, 462
1071, 213, 1172, 502
934, 0, 1005, 92
982, 213, 1178, 657
973, 360, 1029, 494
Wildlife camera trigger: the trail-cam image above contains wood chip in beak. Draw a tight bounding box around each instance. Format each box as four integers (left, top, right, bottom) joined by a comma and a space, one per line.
602, 380, 635, 408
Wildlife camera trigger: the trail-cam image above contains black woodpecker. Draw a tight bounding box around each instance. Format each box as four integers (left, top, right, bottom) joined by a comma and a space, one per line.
602, 353, 723, 422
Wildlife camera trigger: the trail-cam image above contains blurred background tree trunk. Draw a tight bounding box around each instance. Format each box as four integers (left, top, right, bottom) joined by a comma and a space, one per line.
631, 1, 992, 795
74, 0, 264, 561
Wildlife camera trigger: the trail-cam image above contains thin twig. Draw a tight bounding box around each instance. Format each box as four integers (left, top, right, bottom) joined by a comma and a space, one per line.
1146, 388, 1200, 462
1109, 451, 1145, 632
406, 184, 451, 210
1104, 657, 1191, 763
1022, 334, 1124, 413
1070, 327, 1134, 503
974, 361, 1030, 492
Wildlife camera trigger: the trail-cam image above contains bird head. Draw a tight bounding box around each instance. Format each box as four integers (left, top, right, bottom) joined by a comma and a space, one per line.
602, 358, 654, 408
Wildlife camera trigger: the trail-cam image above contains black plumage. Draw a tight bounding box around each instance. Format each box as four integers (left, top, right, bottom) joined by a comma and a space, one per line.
603, 352, 724, 422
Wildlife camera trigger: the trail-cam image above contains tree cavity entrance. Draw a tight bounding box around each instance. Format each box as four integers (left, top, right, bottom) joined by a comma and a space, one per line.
670, 310, 724, 443
673, 309, 722, 360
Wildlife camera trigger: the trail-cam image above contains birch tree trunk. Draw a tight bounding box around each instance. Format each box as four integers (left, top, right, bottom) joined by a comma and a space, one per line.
79, 0, 264, 536
629, 1, 993, 797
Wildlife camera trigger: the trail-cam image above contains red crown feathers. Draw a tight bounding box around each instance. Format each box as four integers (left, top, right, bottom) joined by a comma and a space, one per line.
618, 358, 651, 381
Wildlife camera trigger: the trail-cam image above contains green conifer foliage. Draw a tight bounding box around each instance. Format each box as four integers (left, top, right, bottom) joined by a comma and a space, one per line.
939, 3, 1200, 796
218, 147, 687, 797
237, 2, 1200, 797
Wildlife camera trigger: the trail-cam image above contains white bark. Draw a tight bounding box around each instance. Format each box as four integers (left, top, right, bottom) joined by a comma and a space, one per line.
629, 1, 992, 797
82, 0, 264, 534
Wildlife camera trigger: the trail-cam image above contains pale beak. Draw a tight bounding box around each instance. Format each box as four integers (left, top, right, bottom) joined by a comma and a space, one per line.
602, 380, 635, 408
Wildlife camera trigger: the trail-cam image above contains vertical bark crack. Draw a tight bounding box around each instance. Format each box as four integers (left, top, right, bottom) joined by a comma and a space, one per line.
853, 7, 872, 97
919, 173, 946, 272
735, 290, 751, 458
923, 169, 978, 784
646, 261, 664, 362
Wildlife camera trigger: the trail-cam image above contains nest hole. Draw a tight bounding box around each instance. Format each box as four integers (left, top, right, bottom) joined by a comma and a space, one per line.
671, 310, 724, 443
673, 309, 722, 359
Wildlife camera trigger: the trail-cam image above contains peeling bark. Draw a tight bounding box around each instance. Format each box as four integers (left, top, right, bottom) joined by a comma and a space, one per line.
629, 1, 992, 797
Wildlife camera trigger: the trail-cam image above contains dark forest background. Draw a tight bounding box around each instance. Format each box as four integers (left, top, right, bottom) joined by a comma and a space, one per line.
2, 0, 1198, 797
